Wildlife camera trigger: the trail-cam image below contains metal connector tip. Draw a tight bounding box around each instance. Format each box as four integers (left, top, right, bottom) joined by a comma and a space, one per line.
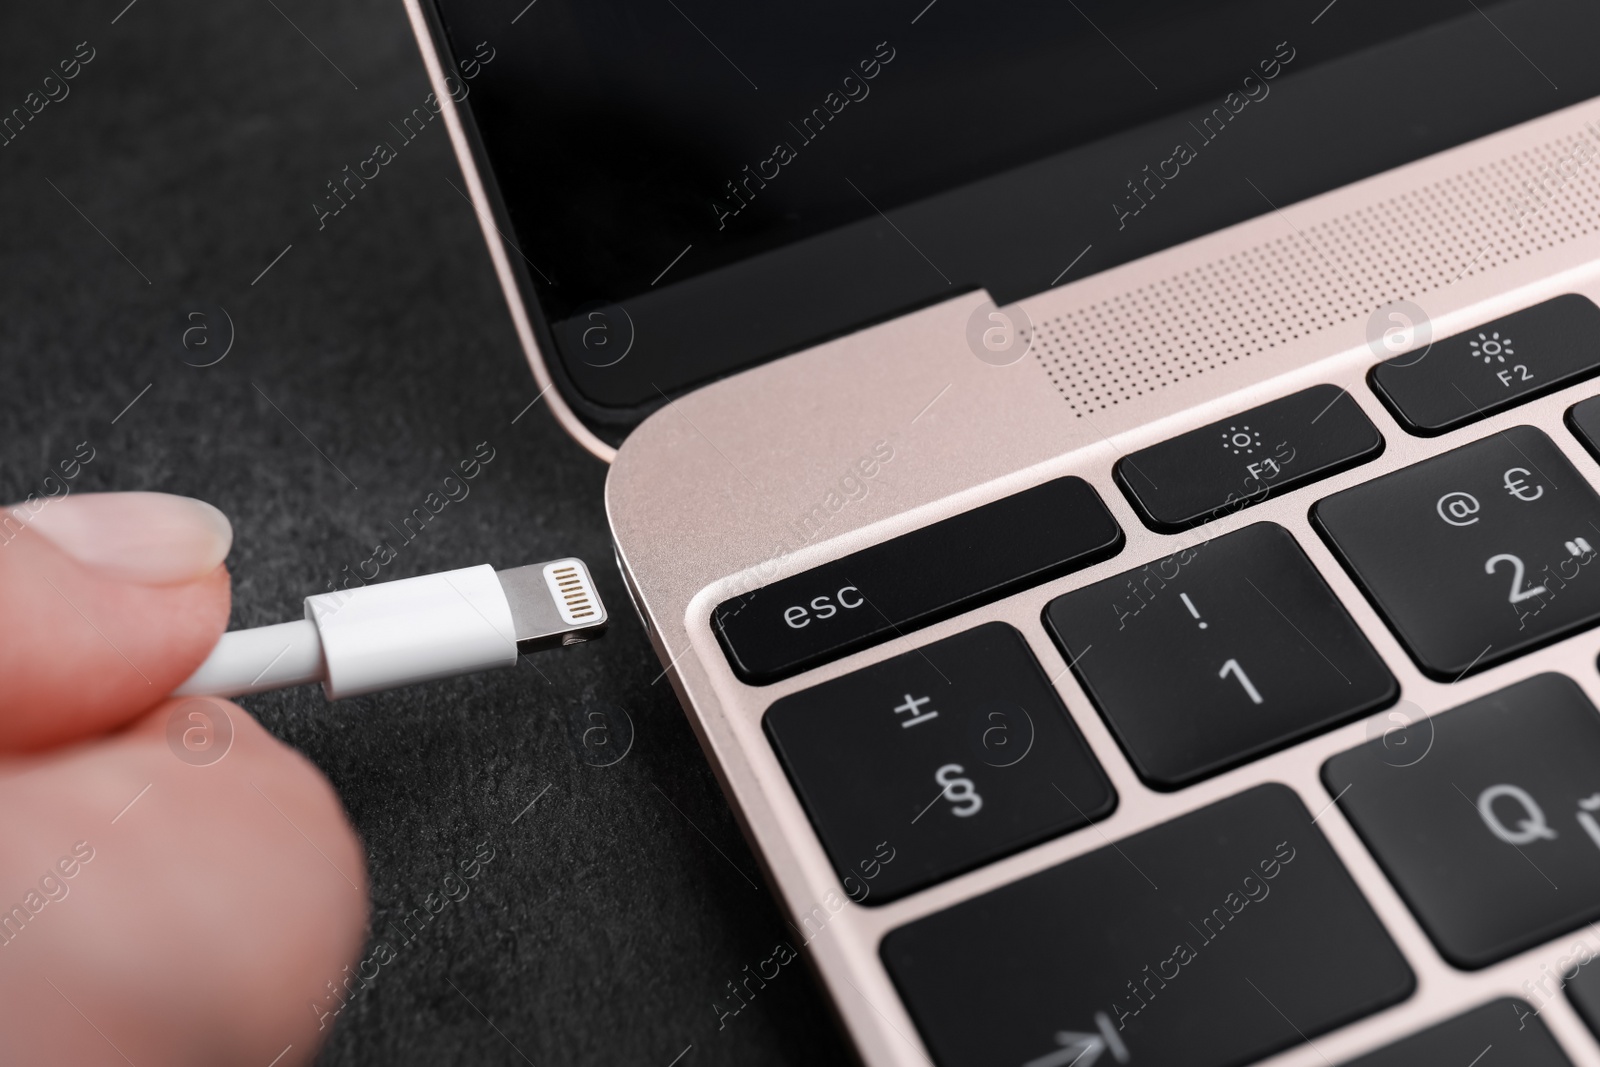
496, 558, 609, 655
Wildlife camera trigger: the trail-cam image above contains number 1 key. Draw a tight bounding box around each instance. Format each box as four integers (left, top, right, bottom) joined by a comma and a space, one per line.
1044, 523, 1396, 789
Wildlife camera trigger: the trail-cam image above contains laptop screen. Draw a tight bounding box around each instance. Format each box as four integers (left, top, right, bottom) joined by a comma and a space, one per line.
428, 0, 1600, 424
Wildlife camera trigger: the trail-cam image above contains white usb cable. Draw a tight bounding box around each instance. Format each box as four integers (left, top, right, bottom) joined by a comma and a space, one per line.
175, 559, 607, 700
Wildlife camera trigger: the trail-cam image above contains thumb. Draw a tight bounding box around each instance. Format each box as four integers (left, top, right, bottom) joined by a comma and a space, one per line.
0, 492, 233, 752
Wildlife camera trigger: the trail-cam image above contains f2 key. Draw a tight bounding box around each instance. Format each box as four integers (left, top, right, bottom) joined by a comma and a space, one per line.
1370, 294, 1600, 434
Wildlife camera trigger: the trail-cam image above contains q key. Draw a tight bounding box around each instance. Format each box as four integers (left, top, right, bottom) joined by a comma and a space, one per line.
1326, 674, 1600, 968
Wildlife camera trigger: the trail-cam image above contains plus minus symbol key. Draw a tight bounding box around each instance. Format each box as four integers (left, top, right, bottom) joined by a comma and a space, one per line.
895, 693, 939, 729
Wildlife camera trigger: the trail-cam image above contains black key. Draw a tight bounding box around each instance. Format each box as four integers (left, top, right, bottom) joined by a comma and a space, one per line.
764, 623, 1113, 903
1314, 427, 1600, 679
1044, 523, 1396, 789
1567, 394, 1600, 462
881, 784, 1413, 1067
714, 477, 1122, 685
1566, 950, 1600, 1043
1115, 385, 1383, 532
1340, 1000, 1570, 1066
1324, 674, 1600, 969
1370, 294, 1600, 435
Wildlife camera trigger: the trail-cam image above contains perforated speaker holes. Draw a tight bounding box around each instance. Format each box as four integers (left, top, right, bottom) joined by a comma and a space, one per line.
1036, 131, 1600, 415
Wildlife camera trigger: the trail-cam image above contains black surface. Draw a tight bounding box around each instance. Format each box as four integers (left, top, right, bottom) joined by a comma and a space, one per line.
881, 783, 1414, 1067
1314, 427, 1600, 678
1045, 523, 1396, 789
1324, 674, 1600, 970
1340, 999, 1570, 1066
713, 476, 1122, 685
1116, 385, 1382, 532
1370, 295, 1600, 435
0, 3, 850, 1064
425, 0, 1600, 423
1566, 947, 1600, 1042
764, 623, 1115, 903
1566, 394, 1600, 462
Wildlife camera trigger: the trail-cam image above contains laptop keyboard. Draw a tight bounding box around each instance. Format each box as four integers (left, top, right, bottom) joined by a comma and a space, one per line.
726, 292, 1600, 1064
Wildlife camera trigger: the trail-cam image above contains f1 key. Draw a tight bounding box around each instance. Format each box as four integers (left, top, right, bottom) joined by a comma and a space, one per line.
1115, 384, 1382, 532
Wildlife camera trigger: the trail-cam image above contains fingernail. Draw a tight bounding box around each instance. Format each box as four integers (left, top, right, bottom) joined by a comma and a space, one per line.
10, 492, 233, 585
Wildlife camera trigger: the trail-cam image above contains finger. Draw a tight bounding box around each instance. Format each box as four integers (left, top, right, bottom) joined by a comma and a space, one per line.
0, 698, 368, 1066
0, 492, 233, 751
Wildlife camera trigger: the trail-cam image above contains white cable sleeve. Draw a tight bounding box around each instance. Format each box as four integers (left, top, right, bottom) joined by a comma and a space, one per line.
173, 561, 599, 701
174, 619, 326, 698
304, 564, 518, 699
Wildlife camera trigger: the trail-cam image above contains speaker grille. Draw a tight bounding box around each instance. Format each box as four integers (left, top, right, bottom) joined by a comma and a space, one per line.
1035, 128, 1600, 416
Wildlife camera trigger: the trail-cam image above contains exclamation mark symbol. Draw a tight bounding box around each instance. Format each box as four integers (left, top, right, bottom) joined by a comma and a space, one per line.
1181, 592, 1208, 629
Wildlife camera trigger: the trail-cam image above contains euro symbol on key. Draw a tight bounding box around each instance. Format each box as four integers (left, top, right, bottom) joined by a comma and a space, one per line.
1503, 467, 1544, 502
1436, 491, 1481, 527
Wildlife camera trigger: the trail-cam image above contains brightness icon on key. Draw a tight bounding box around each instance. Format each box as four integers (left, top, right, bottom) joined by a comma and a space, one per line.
1222, 425, 1262, 455
1469, 331, 1513, 364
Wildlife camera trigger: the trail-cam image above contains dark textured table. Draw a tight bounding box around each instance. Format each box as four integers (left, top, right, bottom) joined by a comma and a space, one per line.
0, 3, 850, 1063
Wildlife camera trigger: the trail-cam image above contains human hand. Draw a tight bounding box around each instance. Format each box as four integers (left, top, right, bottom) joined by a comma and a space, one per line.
0, 492, 368, 1065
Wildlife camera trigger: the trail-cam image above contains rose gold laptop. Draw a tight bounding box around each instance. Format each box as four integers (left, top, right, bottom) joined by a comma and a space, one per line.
408, 2, 1600, 1062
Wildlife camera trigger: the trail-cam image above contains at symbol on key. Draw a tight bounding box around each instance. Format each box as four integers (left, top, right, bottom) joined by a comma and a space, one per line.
1436, 491, 1481, 527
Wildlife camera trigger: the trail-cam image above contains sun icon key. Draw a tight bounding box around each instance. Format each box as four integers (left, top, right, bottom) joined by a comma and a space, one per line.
1222, 424, 1262, 455
1469, 330, 1513, 364
1369, 294, 1600, 434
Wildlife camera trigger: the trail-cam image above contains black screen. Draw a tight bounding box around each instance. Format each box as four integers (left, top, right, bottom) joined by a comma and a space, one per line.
428, 0, 1600, 424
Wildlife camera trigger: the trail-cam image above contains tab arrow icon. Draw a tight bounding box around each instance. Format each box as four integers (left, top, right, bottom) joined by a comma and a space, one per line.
1021, 1011, 1130, 1067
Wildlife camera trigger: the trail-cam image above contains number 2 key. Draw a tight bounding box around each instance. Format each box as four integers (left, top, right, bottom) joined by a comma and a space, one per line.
1314, 426, 1600, 678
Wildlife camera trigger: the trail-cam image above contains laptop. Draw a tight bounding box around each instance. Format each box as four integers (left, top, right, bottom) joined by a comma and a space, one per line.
407, 1, 1600, 1063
